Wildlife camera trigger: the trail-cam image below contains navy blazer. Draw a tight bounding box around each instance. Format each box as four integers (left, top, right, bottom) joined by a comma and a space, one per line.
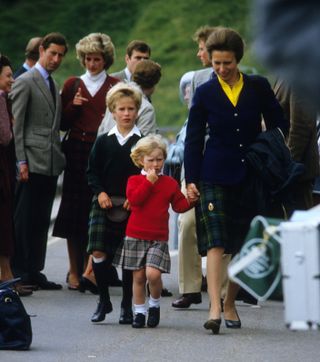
184, 74, 289, 185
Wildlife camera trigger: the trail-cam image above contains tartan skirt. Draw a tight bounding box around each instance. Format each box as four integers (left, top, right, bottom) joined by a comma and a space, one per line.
52, 138, 93, 240
87, 195, 127, 256
196, 181, 256, 256
113, 237, 171, 273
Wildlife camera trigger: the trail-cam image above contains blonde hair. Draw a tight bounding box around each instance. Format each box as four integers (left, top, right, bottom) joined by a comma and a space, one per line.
130, 134, 167, 168
106, 82, 142, 112
76, 33, 115, 70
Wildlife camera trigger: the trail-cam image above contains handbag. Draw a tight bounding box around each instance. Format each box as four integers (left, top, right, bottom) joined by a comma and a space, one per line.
105, 196, 130, 223
0, 278, 32, 350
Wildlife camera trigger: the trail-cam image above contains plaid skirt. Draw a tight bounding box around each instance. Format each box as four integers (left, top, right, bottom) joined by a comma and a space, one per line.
87, 195, 127, 256
113, 236, 171, 273
196, 181, 256, 256
53, 138, 93, 240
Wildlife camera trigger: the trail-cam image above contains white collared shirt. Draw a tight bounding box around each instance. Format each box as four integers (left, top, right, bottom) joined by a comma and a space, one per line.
141, 169, 164, 176
108, 125, 141, 145
34, 62, 50, 88
124, 67, 132, 82
80, 70, 107, 97
23, 62, 32, 71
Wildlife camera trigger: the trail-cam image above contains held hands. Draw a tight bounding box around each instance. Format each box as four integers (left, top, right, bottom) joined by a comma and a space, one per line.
123, 199, 131, 211
98, 192, 112, 209
186, 183, 200, 204
19, 163, 29, 182
146, 169, 158, 184
73, 87, 88, 106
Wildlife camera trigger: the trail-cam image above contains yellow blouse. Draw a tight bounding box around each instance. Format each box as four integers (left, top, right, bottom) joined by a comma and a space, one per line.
217, 72, 244, 107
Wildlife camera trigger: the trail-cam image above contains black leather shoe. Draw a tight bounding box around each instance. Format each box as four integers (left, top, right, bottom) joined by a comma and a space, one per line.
204, 318, 221, 335
236, 288, 257, 305
132, 313, 146, 328
78, 277, 99, 295
31, 273, 62, 290
172, 293, 202, 308
37, 280, 62, 290
147, 307, 160, 328
225, 310, 241, 329
161, 288, 172, 297
91, 300, 113, 323
119, 307, 133, 325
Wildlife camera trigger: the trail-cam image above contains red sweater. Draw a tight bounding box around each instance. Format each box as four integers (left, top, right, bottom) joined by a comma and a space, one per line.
126, 174, 191, 241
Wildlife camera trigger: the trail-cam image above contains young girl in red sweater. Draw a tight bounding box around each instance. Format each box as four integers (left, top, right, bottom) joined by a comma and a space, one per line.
113, 134, 196, 328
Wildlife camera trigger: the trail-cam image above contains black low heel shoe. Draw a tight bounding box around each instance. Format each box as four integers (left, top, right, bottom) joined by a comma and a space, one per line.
119, 307, 133, 325
78, 277, 99, 295
225, 310, 241, 329
203, 319, 221, 335
91, 300, 113, 323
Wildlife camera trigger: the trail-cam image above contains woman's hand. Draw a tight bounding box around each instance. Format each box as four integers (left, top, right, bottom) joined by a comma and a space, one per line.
72, 87, 88, 106
186, 183, 200, 203
146, 169, 158, 184
97, 192, 112, 209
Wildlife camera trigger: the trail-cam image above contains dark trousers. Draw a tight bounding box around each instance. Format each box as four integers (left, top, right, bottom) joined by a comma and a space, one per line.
12, 173, 58, 281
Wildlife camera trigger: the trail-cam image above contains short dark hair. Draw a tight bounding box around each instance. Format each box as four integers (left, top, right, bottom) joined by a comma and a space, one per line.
132, 60, 161, 89
0, 54, 12, 73
193, 26, 217, 43
206, 27, 244, 63
41, 32, 68, 55
25, 37, 43, 61
126, 40, 151, 58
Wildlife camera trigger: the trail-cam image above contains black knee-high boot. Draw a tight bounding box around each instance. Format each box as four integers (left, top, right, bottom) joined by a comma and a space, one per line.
119, 269, 133, 324
91, 259, 113, 322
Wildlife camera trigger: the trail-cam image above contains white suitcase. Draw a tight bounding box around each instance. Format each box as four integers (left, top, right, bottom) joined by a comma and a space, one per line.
280, 220, 320, 330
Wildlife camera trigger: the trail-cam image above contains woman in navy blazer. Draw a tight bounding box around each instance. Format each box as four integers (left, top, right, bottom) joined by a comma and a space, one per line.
184, 27, 288, 335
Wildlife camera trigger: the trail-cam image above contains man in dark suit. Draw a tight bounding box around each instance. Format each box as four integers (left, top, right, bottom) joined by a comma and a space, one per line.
13, 37, 42, 79
10, 32, 68, 290
111, 40, 150, 81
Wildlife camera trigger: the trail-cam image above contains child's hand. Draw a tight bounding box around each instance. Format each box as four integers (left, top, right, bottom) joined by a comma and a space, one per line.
146, 169, 158, 184
98, 192, 112, 209
123, 199, 131, 211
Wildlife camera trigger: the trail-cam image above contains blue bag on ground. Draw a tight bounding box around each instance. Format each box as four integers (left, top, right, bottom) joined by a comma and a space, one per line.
0, 278, 32, 350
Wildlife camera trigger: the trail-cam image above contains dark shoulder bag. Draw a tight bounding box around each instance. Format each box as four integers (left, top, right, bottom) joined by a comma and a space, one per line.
0, 278, 32, 350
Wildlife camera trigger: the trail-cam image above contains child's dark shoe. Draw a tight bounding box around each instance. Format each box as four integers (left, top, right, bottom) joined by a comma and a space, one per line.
132, 313, 146, 328
147, 307, 160, 328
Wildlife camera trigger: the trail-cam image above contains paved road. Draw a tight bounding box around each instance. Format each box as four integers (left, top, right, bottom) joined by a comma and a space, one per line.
2, 233, 320, 362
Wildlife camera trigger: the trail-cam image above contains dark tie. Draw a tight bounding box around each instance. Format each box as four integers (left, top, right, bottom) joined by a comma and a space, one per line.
48, 75, 56, 104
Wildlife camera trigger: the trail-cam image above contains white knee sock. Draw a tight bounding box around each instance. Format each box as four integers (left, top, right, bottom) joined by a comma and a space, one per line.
92, 256, 106, 263
134, 303, 147, 315
149, 296, 160, 308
